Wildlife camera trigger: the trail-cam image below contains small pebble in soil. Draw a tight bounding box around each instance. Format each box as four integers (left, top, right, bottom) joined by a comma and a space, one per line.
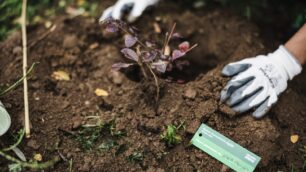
184, 87, 197, 99
71, 116, 83, 129
108, 70, 124, 85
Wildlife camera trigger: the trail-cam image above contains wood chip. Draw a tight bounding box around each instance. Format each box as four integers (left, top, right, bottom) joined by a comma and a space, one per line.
290, 135, 299, 143
89, 42, 99, 49
34, 153, 42, 161
52, 71, 70, 81
153, 22, 161, 33
95, 88, 109, 97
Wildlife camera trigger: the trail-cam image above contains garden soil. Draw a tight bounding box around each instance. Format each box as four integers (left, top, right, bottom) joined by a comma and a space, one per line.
0, 1, 306, 172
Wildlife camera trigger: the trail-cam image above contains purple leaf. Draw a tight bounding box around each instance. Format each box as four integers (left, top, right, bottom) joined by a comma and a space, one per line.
172, 50, 186, 61
121, 48, 139, 62
125, 35, 137, 47
142, 51, 157, 62
151, 60, 168, 73
112, 63, 134, 70
179, 41, 190, 52
106, 23, 118, 33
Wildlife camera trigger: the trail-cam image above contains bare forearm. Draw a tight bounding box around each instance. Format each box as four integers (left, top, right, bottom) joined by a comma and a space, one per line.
285, 24, 306, 65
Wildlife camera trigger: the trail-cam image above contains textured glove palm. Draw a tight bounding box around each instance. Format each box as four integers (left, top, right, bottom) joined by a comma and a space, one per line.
221, 46, 302, 118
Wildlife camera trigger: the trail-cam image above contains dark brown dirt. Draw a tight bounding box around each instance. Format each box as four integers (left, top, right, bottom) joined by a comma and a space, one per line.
0, 1, 306, 172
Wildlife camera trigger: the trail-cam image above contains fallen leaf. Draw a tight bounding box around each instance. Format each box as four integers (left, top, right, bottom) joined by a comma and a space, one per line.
34, 153, 42, 161
290, 135, 299, 143
95, 88, 109, 97
52, 71, 70, 81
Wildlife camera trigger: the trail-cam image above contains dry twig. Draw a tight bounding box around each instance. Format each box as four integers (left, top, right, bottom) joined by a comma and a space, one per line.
21, 0, 30, 138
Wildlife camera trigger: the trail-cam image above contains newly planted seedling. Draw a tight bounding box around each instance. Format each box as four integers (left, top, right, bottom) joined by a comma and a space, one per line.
161, 122, 185, 147
101, 19, 197, 103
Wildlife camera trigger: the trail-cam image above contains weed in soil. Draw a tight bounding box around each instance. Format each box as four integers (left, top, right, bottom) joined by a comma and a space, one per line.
75, 125, 105, 151
127, 151, 144, 163
101, 18, 197, 104
161, 122, 185, 147
98, 139, 118, 152
67, 118, 126, 151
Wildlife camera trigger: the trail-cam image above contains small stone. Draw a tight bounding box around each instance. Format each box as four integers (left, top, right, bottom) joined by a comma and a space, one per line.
71, 116, 83, 129
184, 87, 197, 99
108, 70, 123, 85
85, 101, 90, 106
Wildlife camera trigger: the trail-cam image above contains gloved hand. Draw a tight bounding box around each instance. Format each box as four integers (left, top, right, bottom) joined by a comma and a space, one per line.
221, 45, 302, 118
0, 100, 11, 136
100, 0, 159, 23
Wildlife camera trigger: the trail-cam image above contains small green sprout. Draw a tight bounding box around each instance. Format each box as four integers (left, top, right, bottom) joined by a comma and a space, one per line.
75, 124, 104, 151
98, 139, 118, 151
127, 151, 143, 163
161, 122, 185, 147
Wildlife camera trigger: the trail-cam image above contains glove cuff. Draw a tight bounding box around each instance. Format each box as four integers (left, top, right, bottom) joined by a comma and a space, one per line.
270, 45, 302, 80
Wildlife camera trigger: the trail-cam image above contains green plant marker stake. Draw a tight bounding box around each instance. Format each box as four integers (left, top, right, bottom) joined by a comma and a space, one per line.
191, 124, 261, 172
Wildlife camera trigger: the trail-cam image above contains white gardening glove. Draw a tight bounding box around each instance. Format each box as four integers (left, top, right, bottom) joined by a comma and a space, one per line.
221, 45, 302, 118
0, 100, 11, 136
100, 0, 159, 23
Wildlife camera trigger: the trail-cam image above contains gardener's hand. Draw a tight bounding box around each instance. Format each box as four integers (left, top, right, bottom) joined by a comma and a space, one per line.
221, 46, 302, 118
0, 101, 11, 136
100, 0, 159, 23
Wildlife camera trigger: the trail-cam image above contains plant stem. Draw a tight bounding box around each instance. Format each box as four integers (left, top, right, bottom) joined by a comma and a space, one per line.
146, 64, 159, 103
162, 23, 176, 55
21, 0, 30, 138
3, 130, 24, 152
136, 46, 148, 79
0, 63, 37, 97
185, 44, 198, 53
0, 150, 59, 169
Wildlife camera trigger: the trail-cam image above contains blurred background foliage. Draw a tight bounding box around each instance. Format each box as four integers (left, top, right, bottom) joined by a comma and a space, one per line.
0, 0, 100, 40
0, 0, 305, 41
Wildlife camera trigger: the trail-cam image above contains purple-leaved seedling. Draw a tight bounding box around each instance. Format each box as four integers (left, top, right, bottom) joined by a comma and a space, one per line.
101, 18, 197, 103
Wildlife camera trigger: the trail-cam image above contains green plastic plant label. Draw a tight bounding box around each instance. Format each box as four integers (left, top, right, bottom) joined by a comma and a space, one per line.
191, 124, 261, 172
